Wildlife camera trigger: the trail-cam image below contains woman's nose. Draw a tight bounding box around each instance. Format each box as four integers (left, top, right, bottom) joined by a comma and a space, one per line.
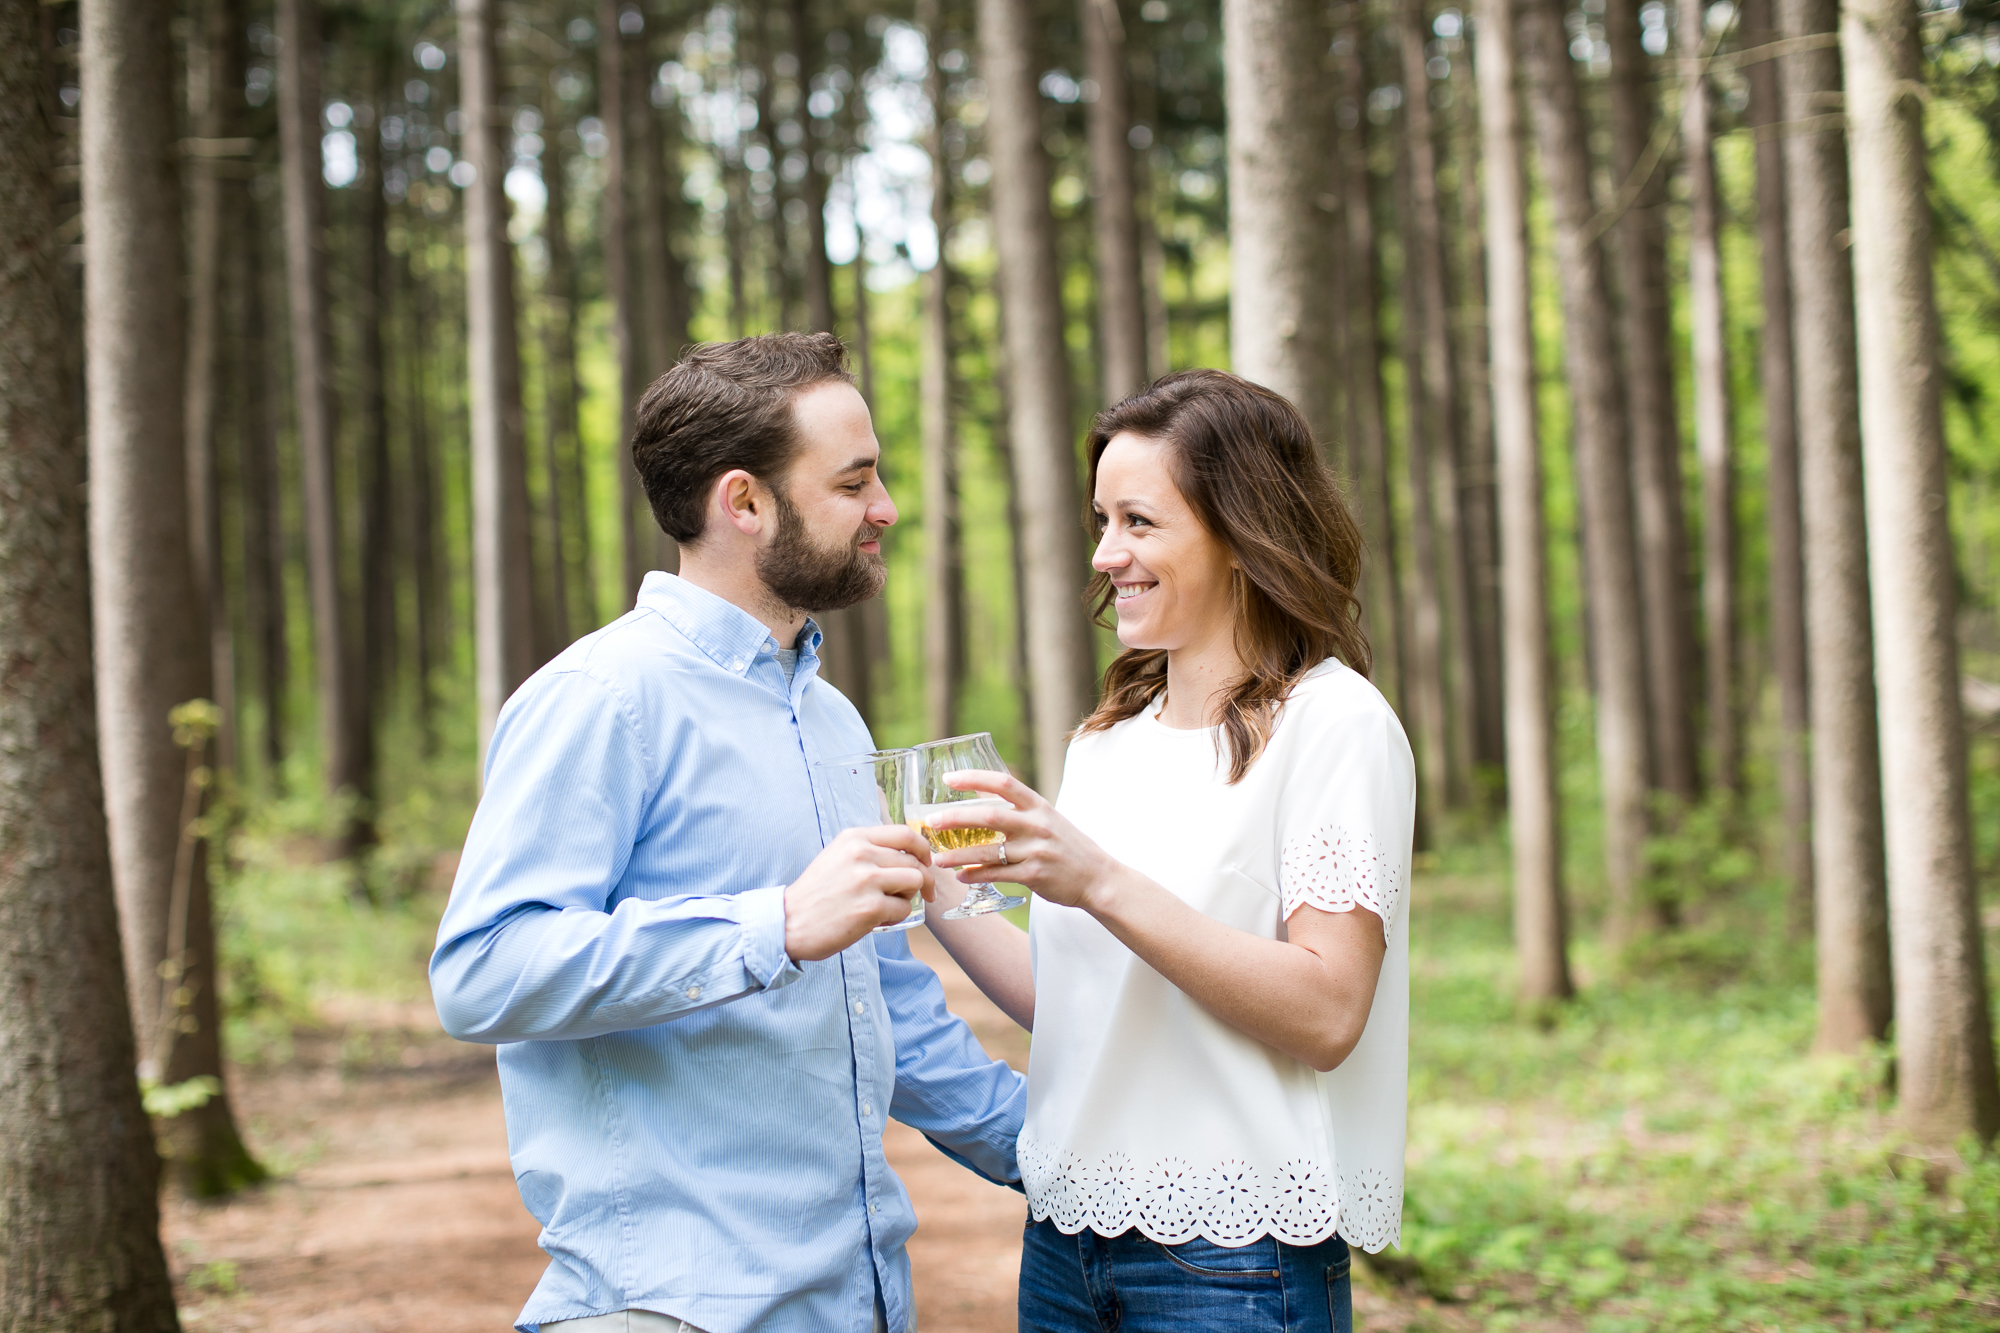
1091, 530, 1130, 572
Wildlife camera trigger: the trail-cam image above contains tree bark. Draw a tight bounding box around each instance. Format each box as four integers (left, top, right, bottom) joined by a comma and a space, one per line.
0, 3, 183, 1314
1844, 0, 2000, 1146
1743, 0, 1811, 925
277, 0, 367, 844
541, 118, 591, 641
920, 0, 964, 743
461, 0, 537, 764
1399, 0, 1479, 810
184, 0, 245, 774
627, 16, 679, 584
1606, 0, 1698, 807
1681, 0, 1737, 798
1082, 0, 1146, 404
86, 0, 261, 1195
1520, 0, 1655, 941
599, 0, 648, 604
1223, 0, 1335, 443
1780, 0, 1891, 1052
403, 240, 442, 750
359, 42, 394, 785
980, 0, 1098, 791
240, 177, 288, 782
1332, 5, 1406, 733
1477, 0, 1570, 1003
1396, 130, 1454, 828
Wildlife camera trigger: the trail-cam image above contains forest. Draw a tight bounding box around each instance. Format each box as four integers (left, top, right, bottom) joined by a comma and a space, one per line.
2, 0, 1999, 1326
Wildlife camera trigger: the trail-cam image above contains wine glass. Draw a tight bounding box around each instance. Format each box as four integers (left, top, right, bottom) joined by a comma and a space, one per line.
909, 733, 1027, 920
813, 748, 925, 933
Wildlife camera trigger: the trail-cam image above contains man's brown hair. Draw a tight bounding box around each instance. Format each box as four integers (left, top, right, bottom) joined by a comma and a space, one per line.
632, 332, 854, 543
1075, 368, 1373, 782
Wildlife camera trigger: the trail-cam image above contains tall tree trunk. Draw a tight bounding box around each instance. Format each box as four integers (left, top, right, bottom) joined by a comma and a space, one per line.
1332, 4, 1406, 732
627, 22, 681, 582
993, 348, 1039, 789
1396, 131, 1454, 829
403, 240, 442, 750
461, 0, 536, 763
541, 122, 590, 640
981, 0, 1097, 792
1781, 0, 1891, 1052
1399, 0, 1479, 810
1844, 0, 2000, 1146
0, 3, 183, 1312
84, 0, 261, 1196
1082, 0, 1146, 404
599, 0, 648, 603
1223, 0, 1335, 441
726, 162, 749, 337
359, 42, 394, 787
277, 0, 367, 847
1606, 0, 1697, 808
1521, 0, 1655, 942
240, 196, 288, 784
920, 0, 964, 742
1743, 0, 1811, 927
1681, 0, 1737, 799
1477, 0, 1570, 1004
185, 0, 245, 774
1127, 19, 1171, 382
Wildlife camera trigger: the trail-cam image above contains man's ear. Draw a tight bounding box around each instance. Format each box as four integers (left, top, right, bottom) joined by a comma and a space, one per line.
714, 468, 768, 539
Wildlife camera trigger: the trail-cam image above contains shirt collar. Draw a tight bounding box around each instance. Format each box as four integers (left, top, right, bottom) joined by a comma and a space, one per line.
637, 571, 823, 678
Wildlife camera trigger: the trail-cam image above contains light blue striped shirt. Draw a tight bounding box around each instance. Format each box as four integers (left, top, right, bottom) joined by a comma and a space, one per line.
431, 572, 1026, 1333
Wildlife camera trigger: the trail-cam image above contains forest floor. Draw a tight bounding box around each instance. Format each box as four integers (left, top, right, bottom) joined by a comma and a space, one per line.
159, 925, 1460, 1332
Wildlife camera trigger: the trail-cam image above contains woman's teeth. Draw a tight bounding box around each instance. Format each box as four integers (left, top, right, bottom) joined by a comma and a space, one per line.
1115, 583, 1153, 600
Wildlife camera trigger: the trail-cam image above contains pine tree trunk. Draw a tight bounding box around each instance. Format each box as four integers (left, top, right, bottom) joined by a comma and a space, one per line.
1082, 0, 1146, 404
1223, 0, 1335, 441
980, 0, 1098, 791
359, 41, 393, 789
1780, 0, 1892, 1052
85, 0, 262, 1196
1606, 0, 1698, 807
240, 180, 288, 782
1742, 0, 1810, 927
1520, 0, 1655, 942
598, 0, 647, 604
626, 20, 677, 584
1399, 0, 1480, 809
0, 4, 183, 1314
277, 0, 367, 844
1126, 18, 1171, 382
1396, 131, 1454, 829
403, 241, 442, 748
1332, 7, 1407, 735
541, 118, 590, 640
185, 0, 244, 774
461, 0, 537, 763
920, 0, 964, 743
1476, 0, 1571, 1003
1681, 0, 1737, 798
1844, 0, 2000, 1146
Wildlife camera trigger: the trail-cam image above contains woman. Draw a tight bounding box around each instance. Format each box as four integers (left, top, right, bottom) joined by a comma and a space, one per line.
925, 369, 1413, 1333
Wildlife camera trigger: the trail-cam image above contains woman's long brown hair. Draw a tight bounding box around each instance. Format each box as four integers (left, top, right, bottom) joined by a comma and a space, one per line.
1075, 368, 1372, 783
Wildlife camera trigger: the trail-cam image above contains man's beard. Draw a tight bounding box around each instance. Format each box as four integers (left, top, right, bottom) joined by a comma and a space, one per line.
757, 487, 886, 614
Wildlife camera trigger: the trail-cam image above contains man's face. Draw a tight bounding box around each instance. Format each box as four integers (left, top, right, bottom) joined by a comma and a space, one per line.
756, 382, 899, 613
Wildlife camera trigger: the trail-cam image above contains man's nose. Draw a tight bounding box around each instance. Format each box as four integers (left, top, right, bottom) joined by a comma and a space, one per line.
867, 488, 898, 528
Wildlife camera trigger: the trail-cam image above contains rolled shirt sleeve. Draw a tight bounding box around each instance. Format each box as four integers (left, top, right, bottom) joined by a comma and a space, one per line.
431, 667, 802, 1045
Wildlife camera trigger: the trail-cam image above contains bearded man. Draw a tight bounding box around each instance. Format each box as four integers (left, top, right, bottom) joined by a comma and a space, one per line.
432, 334, 1025, 1333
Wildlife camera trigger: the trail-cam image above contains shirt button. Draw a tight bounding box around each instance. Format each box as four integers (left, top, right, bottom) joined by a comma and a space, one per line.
854, 1001, 864, 1015
869, 1203, 878, 1215
862, 1102, 872, 1117
686, 986, 701, 1000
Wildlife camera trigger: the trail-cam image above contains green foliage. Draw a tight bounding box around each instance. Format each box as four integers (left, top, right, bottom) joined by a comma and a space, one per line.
1381, 868, 2000, 1331
140, 1074, 221, 1119
184, 1259, 242, 1296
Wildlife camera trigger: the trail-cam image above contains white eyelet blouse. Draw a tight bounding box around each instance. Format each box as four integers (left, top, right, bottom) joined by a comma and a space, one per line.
1022, 659, 1414, 1253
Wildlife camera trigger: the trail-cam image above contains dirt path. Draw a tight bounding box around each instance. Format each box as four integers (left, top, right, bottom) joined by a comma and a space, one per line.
164, 933, 1440, 1332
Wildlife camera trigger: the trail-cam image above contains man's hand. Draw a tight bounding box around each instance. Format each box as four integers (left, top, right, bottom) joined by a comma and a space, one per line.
784, 826, 934, 961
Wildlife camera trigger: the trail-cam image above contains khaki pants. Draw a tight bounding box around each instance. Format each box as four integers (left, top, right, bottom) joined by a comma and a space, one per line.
543, 1304, 889, 1333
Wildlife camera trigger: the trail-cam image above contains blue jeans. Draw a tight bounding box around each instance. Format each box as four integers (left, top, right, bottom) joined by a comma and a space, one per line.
1018, 1215, 1354, 1333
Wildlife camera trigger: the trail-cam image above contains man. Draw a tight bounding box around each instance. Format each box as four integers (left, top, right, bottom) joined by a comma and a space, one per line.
432, 333, 1025, 1333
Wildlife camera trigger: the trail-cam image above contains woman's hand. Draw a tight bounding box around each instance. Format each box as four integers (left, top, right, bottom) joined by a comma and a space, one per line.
923, 770, 1124, 911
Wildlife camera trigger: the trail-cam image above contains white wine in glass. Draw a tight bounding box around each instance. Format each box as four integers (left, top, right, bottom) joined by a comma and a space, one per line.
813, 748, 925, 933
910, 733, 1026, 920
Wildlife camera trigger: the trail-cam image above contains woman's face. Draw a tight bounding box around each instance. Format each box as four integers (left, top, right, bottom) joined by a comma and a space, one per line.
1091, 432, 1238, 653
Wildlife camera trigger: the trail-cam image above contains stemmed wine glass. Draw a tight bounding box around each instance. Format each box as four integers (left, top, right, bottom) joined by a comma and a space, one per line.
908, 733, 1027, 920
813, 748, 925, 932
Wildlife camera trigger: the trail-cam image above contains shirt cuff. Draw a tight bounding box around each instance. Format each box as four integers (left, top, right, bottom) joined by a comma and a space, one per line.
738, 885, 802, 990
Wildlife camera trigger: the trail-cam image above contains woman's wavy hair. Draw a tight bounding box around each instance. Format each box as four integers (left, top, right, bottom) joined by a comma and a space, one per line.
1075, 368, 1372, 783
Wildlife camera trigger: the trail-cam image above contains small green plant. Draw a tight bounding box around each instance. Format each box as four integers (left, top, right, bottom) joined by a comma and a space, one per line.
140, 1074, 220, 1119
184, 1258, 241, 1296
